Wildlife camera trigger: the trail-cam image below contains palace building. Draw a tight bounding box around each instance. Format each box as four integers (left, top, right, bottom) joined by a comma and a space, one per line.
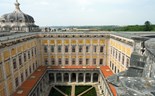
0, 1, 155, 96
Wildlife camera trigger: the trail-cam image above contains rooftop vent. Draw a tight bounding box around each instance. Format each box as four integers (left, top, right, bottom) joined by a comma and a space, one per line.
37, 69, 41, 71
30, 76, 36, 79
106, 69, 110, 72
17, 90, 23, 94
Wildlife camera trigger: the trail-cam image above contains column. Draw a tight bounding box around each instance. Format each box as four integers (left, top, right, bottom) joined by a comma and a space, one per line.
76, 73, 78, 83
91, 73, 93, 83
62, 73, 64, 82
69, 73, 71, 83
54, 73, 57, 83
83, 73, 86, 83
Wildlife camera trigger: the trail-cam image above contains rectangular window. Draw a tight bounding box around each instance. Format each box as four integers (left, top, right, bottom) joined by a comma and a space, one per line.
21, 73, 24, 82
32, 49, 34, 57
86, 59, 89, 65
116, 50, 118, 59
13, 58, 17, 69
25, 69, 28, 77
24, 53, 26, 62
126, 58, 130, 67
100, 46, 104, 52
72, 58, 76, 65
51, 58, 55, 65
29, 66, 32, 74
79, 46, 83, 52
118, 52, 121, 62
44, 46, 48, 53
45, 59, 48, 65
58, 58, 61, 65
79, 58, 82, 65
99, 59, 103, 65
72, 46, 76, 52
93, 59, 96, 65
51, 46, 55, 52
122, 55, 125, 65
15, 77, 19, 87
93, 46, 97, 52
65, 46, 68, 53
65, 58, 69, 65
19, 55, 22, 65
28, 51, 30, 59
86, 46, 89, 52
58, 46, 61, 52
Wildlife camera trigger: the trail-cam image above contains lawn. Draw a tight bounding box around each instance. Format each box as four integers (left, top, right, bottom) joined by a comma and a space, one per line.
82, 87, 97, 96
75, 85, 92, 96
48, 87, 64, 96
55, 85, 71, 96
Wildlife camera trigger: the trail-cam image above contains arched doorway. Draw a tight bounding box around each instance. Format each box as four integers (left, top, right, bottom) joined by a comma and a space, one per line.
78, 73, 83, 82
86, 73, 91, 82
93, 73, 98, 82
49, 73, 54, 83
71, 73, 76, 82
56, 73, 62, 82
64, 73, 69, 82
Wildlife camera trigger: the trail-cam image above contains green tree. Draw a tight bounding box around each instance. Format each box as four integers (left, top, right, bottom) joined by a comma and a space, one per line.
144, 21, 152, 31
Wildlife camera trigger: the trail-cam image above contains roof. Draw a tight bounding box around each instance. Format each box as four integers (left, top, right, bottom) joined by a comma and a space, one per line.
12, 65, 117, 96
12, 66, 47, 96
100, 66, 117, 96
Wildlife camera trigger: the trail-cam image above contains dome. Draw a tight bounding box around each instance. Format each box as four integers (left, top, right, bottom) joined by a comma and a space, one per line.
0, 0, 34, 23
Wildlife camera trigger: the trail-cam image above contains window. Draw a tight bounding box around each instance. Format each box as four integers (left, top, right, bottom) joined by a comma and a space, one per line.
25, 69, 28, 77
32, 49, 34, 57
118, 52, 121, 62
122, 55, 125, 65
126, 58, 130, 67
58, 58, 62, 65
72, 46, 76, 52
24, 53, 26, 62
72, 59, 76, 65
51, 46, 55, 52
79, 46, 83, 52
79, 58, 82, 65
45, 59, 48, 65
99, 59, 103, 65
93, 59, 96, 65
28, 51, 31, 59
86, 46, 89, 52
100, 46, 104, 52
86, 59, 89, 65
93, 46, 97, 52
21, 73, 24, 82
65, 46, 68, 53
19, 55, 22, 65
116, 50, 118, 59
44, 46, 48, 53
29, 66, 32, 74
33, 63, 35, 70
51, 58, 55, 65
58, 46, 61, 52
35, 48, 37, 55
15, 77, 19, 87
113, 49, 115, 57
115, 66, 117, 73
65, 59, 69, 65
13, 58, 17, 69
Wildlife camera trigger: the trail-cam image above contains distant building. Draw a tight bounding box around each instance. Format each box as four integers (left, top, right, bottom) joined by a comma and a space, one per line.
0, 0, 39, 32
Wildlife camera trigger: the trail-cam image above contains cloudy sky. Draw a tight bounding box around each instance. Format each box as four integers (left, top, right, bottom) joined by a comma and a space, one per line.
0, 0, 155, 26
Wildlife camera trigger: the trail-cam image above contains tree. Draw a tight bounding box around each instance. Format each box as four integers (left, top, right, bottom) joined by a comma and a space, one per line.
144, 21, 152, 31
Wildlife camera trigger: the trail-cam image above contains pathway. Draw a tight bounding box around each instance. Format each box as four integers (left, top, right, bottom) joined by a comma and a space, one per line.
71, 84, 75, 96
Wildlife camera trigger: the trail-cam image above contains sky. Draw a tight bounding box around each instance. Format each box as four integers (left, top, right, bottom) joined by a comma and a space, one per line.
0, 0, 155, 26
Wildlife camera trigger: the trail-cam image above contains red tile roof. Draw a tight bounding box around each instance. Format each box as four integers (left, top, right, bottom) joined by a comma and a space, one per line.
12, 66, 47, 96
12, 65, 116, 96
100, 66, 117, 96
